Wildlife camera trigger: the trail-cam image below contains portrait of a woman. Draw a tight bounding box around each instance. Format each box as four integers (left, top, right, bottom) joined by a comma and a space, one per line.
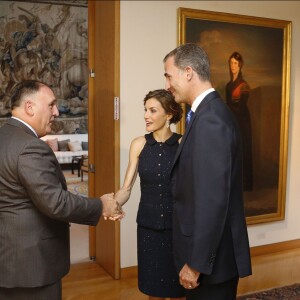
226, 52, 253, 191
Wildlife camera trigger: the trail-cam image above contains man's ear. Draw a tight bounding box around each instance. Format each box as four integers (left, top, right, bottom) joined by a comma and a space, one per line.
24, 100, 34, 116
185, 66, 193, 81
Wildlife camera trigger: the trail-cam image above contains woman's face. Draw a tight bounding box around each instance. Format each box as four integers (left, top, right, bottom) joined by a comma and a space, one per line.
144, 98, 170, 132
230, 57, 241, 77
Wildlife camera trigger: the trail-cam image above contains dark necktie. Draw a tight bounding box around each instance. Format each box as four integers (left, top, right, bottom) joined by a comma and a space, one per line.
185, 109, 194, 127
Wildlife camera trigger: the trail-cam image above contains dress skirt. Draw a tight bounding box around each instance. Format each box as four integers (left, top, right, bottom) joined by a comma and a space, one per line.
137, 225, 185, 298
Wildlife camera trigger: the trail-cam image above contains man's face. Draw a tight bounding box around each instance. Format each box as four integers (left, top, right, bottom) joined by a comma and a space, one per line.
164, 56, 187, 104
30, 86, 59, 137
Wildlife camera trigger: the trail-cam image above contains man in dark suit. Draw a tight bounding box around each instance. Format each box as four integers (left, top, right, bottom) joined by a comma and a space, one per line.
0, 80, 122, 299
163, 44, 252, 299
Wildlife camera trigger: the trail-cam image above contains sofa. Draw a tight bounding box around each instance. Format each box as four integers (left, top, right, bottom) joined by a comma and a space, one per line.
40, 134, 88, 165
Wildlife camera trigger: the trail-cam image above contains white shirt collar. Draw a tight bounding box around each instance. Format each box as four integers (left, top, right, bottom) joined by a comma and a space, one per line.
11, 116, 38, 137
191, 88, 215, 112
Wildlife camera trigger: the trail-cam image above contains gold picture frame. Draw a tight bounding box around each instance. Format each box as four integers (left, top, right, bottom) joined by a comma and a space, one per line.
178, 7, 291, 225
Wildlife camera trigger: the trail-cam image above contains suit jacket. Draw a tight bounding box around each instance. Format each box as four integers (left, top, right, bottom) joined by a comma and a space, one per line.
171, 91, 252, 285
0, 118, 102, 288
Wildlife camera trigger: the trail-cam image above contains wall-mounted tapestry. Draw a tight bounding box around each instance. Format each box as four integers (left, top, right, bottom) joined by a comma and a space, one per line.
0, 0, 88, 133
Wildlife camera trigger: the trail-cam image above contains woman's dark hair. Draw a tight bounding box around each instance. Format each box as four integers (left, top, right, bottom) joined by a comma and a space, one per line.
144, 89, 183, 124
229, 52, 244, 68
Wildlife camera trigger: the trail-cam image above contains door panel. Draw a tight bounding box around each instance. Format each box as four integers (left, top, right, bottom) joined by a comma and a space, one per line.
88, 0, 120, 279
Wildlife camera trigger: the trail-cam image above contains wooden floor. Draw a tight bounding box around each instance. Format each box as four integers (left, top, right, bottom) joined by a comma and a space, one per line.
62, 245, 300, 299
62, 263, 146, 300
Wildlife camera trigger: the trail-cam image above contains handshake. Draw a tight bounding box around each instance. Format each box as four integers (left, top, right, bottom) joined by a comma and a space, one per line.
100, 193, 125, 221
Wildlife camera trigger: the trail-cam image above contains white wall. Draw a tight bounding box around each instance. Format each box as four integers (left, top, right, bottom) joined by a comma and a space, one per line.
120, 1, 300, 268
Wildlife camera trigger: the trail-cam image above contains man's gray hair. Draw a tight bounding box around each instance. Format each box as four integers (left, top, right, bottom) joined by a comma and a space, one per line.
163, 43, 210, 81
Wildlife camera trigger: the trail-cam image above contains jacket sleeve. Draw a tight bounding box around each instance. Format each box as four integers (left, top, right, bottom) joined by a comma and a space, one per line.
17, 138, 102, 226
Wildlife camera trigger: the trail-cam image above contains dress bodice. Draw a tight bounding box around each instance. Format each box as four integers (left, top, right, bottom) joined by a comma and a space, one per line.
136, 132, 181, 229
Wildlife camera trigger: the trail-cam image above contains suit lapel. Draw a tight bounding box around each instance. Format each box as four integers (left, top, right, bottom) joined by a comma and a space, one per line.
171, 91, 219, 171
8, 118, 68, 189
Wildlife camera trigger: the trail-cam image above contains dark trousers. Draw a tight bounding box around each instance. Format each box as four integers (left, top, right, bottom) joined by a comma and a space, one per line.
0, 280, 61, 300
186, 277, 239, 300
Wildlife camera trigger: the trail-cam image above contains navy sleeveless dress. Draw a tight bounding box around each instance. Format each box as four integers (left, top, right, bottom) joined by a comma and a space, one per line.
136, 132, 185, 298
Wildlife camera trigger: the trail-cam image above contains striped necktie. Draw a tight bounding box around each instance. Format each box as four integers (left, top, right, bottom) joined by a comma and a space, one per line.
185, 109, 194, 127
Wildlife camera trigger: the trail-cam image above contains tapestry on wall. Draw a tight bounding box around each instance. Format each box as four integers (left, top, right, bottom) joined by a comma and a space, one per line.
0, 0, 88, 133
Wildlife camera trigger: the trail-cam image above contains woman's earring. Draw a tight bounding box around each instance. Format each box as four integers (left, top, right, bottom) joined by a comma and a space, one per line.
166, 120, 170, 128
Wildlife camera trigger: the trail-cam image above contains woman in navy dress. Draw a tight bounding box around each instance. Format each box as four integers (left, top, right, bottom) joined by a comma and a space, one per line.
115, 89, 185, 299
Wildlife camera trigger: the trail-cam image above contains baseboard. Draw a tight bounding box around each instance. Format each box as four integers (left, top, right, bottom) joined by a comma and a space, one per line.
250, 239, 300, 256
120, 239, 300, 278
120, 266, 138, 279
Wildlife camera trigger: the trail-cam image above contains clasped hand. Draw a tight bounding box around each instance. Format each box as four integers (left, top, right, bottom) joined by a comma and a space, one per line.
179, 263, 200, 290
100, 193, 125, 221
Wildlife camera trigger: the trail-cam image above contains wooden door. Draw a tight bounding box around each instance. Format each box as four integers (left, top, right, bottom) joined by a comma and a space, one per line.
88, 0, 120, 279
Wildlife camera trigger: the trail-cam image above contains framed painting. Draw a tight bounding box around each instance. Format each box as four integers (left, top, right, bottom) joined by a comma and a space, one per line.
178, 7, 291, 225
0, 0, 88, 133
